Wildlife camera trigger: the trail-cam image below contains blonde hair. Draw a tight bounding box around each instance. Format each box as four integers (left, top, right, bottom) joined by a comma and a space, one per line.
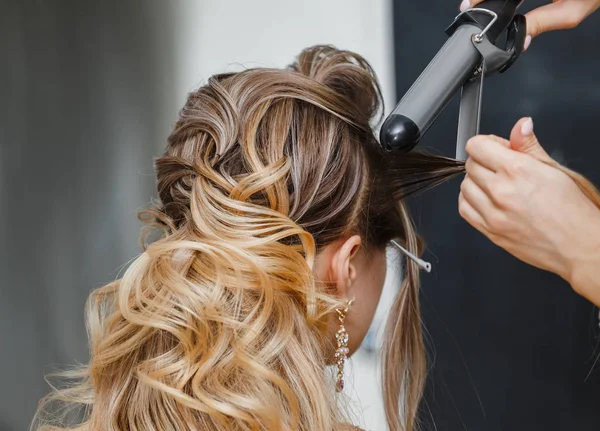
34, 46, 464, 431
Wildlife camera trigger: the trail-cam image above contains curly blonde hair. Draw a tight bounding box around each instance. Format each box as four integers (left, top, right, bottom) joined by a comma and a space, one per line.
33, 45, 464, 431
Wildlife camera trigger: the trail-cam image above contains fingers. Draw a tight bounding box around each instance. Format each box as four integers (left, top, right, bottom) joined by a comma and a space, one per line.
525, 1, 588, 39
465, 135, 513, 172
458, 191, 487, 233
459, 174, 511, 242
465, 157, 495, 194
460, 175, 496, 219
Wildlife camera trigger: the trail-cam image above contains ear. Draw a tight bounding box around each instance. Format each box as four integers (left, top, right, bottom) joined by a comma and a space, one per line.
328, 235, 362, 299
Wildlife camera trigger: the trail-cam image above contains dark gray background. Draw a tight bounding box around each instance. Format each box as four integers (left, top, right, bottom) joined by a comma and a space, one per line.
390, 1, 600, 430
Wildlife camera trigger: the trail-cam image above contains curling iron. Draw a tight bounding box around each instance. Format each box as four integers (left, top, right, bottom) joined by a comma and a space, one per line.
380, 0, 527, 159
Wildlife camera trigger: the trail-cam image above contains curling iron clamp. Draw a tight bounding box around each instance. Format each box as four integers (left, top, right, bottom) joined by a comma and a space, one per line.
380, 0, 527, 159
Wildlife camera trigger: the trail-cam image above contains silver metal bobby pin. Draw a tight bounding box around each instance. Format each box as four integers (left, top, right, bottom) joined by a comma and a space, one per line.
391, 240, 432, 273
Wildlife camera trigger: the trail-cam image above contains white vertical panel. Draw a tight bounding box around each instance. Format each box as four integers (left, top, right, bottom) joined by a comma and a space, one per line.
172, 0, 395, 114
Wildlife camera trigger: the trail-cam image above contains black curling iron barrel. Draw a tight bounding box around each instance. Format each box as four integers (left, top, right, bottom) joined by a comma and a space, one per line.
380, 0, 526, 154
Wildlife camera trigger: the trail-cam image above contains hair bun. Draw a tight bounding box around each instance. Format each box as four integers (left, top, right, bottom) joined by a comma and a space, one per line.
289, 45, 383, 124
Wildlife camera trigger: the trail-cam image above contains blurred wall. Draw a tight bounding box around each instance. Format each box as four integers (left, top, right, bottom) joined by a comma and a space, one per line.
170, 0, 396, 111
0, 1, 395, 430
0, 1, 178, 429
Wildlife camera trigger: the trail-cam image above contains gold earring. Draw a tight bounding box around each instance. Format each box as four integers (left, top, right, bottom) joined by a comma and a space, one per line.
335, 297, 354, 392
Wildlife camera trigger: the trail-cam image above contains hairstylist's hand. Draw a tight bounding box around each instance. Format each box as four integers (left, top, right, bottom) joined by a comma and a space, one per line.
460, 0, 600, 49
458, 118, 600, 306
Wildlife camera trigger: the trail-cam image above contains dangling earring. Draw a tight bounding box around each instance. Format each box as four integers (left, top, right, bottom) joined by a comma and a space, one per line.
335, 297, 354, 392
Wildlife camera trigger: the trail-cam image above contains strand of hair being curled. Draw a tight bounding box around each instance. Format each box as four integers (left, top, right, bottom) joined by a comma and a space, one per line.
33, 45, 465, 431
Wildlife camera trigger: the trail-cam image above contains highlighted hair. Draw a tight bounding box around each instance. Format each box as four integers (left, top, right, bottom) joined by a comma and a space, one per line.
34, 46, 464, 431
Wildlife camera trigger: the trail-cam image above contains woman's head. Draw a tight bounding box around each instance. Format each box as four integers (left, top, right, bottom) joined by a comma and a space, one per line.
152, 44, 459, 358
35, 45, 463, 431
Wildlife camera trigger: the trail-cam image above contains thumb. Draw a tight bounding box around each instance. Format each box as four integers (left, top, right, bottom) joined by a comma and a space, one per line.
509, 118, 552, 163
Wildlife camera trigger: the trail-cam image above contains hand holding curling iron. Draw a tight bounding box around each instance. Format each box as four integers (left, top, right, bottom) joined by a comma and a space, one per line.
456, 1, 600, 306
459, 119, 600, 306
462, 0, 600, 49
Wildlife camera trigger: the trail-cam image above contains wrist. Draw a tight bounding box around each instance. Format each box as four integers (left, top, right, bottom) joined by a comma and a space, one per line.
569, 259, 600, 306
565, 224, 600, 307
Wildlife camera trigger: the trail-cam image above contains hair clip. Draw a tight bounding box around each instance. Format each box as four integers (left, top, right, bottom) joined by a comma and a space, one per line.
391, 240, 432, 273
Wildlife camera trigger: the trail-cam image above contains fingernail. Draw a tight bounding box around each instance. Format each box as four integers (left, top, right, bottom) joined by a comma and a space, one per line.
521, 118, 534, 136
460, 0, 470, 12
523, 35, 532, 51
